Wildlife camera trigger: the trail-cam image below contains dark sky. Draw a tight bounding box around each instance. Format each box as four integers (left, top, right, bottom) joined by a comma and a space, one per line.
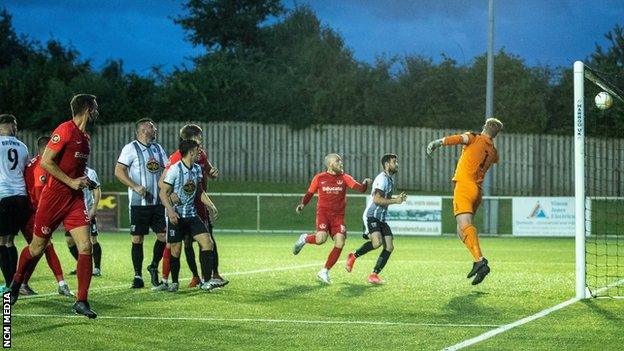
4, 0, 624, 74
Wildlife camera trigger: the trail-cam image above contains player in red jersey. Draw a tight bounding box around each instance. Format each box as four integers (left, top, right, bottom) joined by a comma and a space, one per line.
9, 94, 99, 318
19, 136, 73, 297
292, 153, 371, 283
155, 124, 223, 290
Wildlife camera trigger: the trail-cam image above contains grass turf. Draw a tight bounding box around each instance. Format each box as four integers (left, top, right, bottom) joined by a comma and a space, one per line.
9, 233, 623, 350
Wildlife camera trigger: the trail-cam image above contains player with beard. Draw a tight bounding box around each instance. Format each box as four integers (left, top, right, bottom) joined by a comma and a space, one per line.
345, 154, 407, 284
292, 154, 371, 284
115, 118, 168, 289
9, 94, 99, 318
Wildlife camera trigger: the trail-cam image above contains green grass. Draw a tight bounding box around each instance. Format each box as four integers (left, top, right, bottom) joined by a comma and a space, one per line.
10, 233, 623, 350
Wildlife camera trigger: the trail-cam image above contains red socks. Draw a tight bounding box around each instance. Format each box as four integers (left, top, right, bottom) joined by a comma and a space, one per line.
305, 234, 317, 244
162, 246, 171, 280
44, 244, 65, 282
324, 247, 342, 269
76, 254, 92, 301
13, 246, 37, 285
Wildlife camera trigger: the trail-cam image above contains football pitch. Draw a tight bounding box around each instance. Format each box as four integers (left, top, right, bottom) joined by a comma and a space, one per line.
10, 233, 623, 350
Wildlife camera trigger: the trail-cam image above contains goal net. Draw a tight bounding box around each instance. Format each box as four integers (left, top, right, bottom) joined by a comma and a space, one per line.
574, 61, 624, 298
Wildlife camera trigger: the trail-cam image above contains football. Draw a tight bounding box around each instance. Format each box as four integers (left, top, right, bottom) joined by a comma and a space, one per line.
595, 91, 613, 110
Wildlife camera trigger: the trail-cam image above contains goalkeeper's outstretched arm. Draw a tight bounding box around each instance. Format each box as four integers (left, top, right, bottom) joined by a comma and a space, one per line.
426, 134, 470, 156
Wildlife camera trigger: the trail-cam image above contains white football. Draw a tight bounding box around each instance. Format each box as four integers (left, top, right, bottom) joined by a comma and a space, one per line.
595, 91, 613, 110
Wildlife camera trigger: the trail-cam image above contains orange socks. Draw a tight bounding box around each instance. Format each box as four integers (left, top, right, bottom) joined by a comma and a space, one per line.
461, 224, 482, 261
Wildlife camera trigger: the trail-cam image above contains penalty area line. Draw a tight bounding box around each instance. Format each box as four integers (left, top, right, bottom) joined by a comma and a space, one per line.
12, 313, 500, 329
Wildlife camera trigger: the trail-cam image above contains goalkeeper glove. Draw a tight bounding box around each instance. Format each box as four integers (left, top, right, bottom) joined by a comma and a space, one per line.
426, 139, 443, 156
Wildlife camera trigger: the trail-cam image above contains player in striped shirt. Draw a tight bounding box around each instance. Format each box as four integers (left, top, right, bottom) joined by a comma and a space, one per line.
292, 153, 371, 284
0, 114, 31, 292
159, 140, 219, 292
345, 154, 407, 284
65, 166, 102, 276
426, 118, 503, 285
156, 124, 223, 291
115, 118, 168, 289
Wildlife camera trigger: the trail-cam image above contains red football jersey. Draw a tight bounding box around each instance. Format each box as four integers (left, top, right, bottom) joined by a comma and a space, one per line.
46, 120, 90, 193
305, 172, 366, 215
166, 148, 214, 221
24, 155, 48, 209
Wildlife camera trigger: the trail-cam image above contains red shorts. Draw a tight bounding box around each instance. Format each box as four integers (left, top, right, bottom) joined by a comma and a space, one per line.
34, 190, 89, 239
316, 212, 346, 237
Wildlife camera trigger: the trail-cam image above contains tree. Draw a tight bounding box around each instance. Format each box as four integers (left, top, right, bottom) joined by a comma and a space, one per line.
174, 0, 284, 52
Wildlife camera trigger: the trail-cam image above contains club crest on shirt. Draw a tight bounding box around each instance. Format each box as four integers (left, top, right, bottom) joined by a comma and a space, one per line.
51, 134, 60, 143
38, 175, 46, 183
336, 180, 343, 185
183, 180, 196, 195
146, 158, 160, 173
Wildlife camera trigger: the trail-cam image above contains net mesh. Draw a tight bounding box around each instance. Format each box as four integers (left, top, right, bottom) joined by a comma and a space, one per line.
583, 65, 624, 297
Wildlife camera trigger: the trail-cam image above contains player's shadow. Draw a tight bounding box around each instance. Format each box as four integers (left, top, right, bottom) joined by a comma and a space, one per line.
250, 283, 326, 303
443, 291, 496, 319
581, 299, 622, 321
13, 321, 82, 337
338, 282, 376, 297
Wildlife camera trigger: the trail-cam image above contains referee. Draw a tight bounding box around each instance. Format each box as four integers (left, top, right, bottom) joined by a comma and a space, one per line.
115, 118, 168, 288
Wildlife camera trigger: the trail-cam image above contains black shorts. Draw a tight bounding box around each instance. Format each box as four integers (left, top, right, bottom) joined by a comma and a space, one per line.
167, 216, 208, 244
364, 217, 393, 238
65, 217, 98, 237
130, 205, 166, 236
0, 195, 31, 237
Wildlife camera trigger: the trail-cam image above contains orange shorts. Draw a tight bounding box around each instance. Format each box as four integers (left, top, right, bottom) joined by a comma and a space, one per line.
453, 181, 482, 216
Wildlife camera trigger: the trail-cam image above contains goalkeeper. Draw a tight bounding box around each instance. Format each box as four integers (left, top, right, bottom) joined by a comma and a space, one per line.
426, 118, 503, 285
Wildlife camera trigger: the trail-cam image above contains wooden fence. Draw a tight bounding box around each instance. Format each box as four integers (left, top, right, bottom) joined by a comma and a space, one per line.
19, 121, 622, 196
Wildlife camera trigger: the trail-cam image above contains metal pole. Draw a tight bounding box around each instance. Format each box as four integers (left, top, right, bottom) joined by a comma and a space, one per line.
256, 194, 261, 233
483, 0, 498, 234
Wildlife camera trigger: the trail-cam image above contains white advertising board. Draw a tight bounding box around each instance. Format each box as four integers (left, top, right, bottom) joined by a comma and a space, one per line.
367, 196, 442, 236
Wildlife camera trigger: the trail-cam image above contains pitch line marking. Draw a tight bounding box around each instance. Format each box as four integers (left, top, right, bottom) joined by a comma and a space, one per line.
442, 278, 624, 351
441, 297, 578, 351
12, 313, 500, 328
20, 261, 324, 300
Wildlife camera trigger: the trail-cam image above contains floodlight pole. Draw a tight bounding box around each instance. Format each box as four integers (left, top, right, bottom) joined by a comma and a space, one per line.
483, 0, 498, 234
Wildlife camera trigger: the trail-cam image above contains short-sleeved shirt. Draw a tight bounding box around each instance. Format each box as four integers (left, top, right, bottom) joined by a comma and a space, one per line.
83, 167, 100, 212
452, 133, 499, 186
364, 172, 394, 222
24, 155, 47, 209
117, 140, 167, 206
46, 120, 90, 194
166, 148, 214, 221
307, 172, 360, 216
163, 160, 203, 218
0, 136, 29, 199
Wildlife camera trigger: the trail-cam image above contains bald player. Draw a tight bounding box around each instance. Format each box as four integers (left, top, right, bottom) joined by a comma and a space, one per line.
426, 118, 503, 285
292, 154, 371, 284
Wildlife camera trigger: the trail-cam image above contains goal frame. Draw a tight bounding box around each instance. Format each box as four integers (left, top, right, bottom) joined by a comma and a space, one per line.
573, 61, 624, 299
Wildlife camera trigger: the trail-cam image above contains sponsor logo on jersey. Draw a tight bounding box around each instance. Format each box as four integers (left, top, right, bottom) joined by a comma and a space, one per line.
183, 180, 196, 195
146, 158, 160, 173
322, 186, 343, 193
74, 152, 89, 159
51, 134, 60, 143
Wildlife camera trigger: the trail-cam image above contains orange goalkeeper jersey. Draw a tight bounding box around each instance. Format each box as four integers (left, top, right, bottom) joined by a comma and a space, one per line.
451, 132, 498, 186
